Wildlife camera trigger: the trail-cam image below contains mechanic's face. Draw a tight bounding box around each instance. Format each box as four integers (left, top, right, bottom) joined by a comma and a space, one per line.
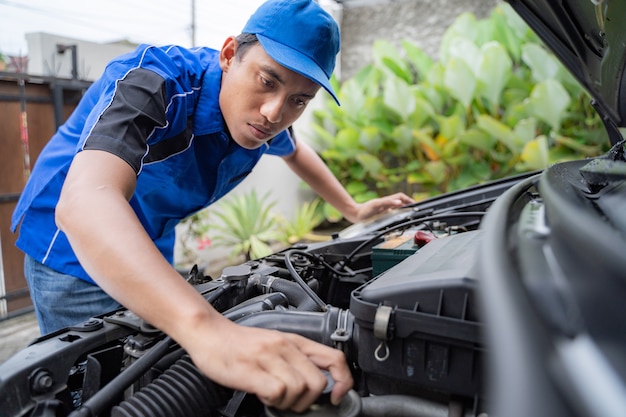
219, 37, 320, 149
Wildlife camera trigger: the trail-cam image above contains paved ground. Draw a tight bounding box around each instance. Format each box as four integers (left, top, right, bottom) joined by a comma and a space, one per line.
0, 311, 41, 364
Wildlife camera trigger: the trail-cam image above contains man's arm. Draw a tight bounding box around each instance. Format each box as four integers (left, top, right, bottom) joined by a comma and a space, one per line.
283, 140, 414, 223
55, 149, 353, 412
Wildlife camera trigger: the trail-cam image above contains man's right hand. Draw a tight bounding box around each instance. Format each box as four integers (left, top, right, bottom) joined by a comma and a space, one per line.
180, 314, 354, 413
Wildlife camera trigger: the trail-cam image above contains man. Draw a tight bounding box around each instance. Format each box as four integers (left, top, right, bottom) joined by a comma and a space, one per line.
12, 0, 413, 412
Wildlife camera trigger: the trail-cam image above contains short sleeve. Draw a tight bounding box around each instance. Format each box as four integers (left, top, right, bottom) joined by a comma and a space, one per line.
82, 68, 168, 174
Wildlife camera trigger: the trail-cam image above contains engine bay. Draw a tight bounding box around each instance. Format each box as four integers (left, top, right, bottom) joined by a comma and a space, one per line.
0, 170, 536, 417
2, 145, 626, 417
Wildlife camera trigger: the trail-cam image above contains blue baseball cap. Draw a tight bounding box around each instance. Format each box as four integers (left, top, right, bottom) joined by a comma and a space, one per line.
242, 0, 341, 105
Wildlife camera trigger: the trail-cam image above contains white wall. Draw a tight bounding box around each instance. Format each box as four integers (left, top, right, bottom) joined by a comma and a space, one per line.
25, 32, 136, 80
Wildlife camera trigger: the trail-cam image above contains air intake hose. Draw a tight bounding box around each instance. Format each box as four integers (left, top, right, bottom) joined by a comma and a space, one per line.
110, 355, 229, 417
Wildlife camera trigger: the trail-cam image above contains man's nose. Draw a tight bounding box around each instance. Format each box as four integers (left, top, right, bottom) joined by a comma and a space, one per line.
260, 96, 284, 124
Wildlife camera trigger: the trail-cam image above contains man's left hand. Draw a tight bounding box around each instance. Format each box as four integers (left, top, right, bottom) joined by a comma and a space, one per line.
349, 192, 415, 223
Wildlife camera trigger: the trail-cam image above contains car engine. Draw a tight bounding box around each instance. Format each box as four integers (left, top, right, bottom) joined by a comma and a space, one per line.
2, 139, 626, 417
0, 169, 536, 417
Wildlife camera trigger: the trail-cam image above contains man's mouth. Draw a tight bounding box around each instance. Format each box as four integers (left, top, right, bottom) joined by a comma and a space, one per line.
249, 123, 273, 140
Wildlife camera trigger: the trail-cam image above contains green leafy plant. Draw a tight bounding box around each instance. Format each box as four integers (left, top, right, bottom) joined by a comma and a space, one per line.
178, 193, 336, 266
178, 191, 336, 266
278, 199, 326, 244
310, 3, 608, 222
210, 190, 284, 261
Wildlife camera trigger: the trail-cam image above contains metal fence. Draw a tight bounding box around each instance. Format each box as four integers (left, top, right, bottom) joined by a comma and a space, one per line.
0, 72, 89, 320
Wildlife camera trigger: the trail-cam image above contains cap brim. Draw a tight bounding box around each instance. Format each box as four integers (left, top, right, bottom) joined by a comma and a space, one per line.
257, 34, 340, 106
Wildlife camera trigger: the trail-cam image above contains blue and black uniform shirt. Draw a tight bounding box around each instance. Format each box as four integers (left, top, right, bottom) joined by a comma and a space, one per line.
11, 44, 296, 284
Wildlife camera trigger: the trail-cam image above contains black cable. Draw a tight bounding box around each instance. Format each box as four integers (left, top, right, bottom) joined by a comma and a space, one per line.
284, 249, 328, 312
342, 211, 487, 267
285, 249, 358, 278
285, 212, 482, 307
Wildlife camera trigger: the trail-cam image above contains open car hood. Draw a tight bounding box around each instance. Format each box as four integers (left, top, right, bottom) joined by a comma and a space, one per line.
507, 0, 626, 144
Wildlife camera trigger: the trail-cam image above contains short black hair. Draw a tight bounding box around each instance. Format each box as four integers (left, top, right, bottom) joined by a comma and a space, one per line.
235, 33, 259, 59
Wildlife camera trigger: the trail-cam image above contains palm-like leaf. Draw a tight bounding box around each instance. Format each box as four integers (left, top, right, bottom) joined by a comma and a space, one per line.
210, 190, 281, 260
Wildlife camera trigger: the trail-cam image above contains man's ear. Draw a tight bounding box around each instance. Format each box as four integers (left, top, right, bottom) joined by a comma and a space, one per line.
219, 36, 237, 71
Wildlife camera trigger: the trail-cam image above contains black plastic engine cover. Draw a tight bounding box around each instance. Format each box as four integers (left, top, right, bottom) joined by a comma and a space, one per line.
350, 231, 484, 398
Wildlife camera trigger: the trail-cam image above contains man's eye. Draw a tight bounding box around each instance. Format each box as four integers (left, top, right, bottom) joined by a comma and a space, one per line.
261, 76, 274, 88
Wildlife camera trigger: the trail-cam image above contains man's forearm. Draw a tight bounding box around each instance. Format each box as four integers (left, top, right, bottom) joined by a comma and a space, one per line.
56, 150, 217, 341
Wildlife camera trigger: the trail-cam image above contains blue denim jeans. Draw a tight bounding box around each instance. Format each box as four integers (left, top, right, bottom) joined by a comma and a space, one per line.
24, 254, 122, 335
